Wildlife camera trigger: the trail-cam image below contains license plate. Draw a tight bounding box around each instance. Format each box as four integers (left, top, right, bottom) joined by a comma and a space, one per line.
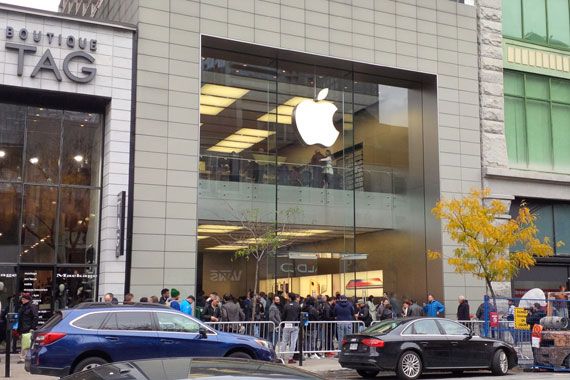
350, 343, 358, 350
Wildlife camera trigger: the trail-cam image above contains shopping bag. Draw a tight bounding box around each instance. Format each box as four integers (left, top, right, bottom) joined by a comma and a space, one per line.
21, 332, 32, 350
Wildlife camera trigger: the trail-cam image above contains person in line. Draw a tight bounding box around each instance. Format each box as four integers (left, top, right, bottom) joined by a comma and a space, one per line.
159, 288, 170, 305
268, 296, 281, 345
334, 295, 355, 349
408, 299, 424, 316
103, 292, 118, 305
457, 295, 470, 321
17, 293, 38, 364
202, 295, 222, 323
150, 295, 159, 303
423, 294, 445, 317
180, 295, 195, 316
366, 295, 377, 322
139, 297, 148, 303
402, 300, 411, 317
169, 289, 181, 310
357, 299, 372, 328
123, 293, 135, 305
221, 294, 244, 333
280, 293, 301, 364
303, 297, 320, 359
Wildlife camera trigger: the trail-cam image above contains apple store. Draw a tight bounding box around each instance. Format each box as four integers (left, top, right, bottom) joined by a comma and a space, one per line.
197, 38, 440, 300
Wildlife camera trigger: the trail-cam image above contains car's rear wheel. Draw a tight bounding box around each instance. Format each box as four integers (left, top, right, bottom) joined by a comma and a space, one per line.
396, 351, 422, 380
356, 369, 379, 378
490, 349, 509, 376
73, 357, 108, 373
227, 351, 252, 359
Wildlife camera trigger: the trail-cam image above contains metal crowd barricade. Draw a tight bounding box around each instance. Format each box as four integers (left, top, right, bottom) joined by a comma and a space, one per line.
275, 320, 365, 356
204, 321, 276, 343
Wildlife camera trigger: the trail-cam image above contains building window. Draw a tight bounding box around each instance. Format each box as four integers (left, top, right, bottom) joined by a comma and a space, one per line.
0, 102, 102, 321
503, 0, 570, 49
510, 199, 570, 255
504, 70, 570, 173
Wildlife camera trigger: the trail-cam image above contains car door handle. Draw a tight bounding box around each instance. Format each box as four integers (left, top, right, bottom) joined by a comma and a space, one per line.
451, 341, 459, 346
104, 336, 119, 341
420, 341, 429, 346
160, 339, 174, 344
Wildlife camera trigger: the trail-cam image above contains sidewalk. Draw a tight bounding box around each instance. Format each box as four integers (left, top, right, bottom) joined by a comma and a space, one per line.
285, 356, 349, 375
0, 355, 57, 379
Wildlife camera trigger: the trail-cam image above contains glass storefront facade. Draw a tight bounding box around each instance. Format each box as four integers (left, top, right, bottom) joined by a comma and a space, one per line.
0, 103, 101, 323
197, 42, 431, 301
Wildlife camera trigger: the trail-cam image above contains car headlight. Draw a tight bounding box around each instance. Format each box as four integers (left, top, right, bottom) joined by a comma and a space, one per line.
255, 339, 273, 350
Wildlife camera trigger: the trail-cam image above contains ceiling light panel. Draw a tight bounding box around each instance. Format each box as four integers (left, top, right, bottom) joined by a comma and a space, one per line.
200, 84, 250, 116
257, 97, 310, 124
206, 245, 247, 251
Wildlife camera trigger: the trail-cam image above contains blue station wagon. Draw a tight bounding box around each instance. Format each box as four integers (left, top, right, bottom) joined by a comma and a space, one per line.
25, 303, 275, 377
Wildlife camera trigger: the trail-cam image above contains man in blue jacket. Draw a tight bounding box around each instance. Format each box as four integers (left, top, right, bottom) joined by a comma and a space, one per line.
423, 294, 445, 317
334, 295, 355, 345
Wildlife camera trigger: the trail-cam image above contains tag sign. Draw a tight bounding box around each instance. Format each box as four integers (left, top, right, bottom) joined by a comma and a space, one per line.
514, 307, 530, 330
4, 26, 97, 83
489, 312, 499, 328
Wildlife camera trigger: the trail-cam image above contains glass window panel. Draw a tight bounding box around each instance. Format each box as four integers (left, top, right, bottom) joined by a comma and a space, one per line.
528, 202, 555, 250
551, 78, 570, 103
157, 312, 200, 332
523, 0, 547, 43
0, 267, 17, 313
503, 0, 523, 38
505, 97, 527, 166
18, 268, 54, 325
61, 111, 102, 186
439, 319, 470, 335
525, 99, 553, 169
412, 319, 441, 335
0, 183, 22, 263
0, 104, 26, 181
525, 75, 549, 99
551, 104, 570, 172
55, 267, 97, 308
554, 204, 570, 255
504, 71, 525, 97
25, 107, 62, 184
57, 188, 99, 264
547, 0, 570, 47
20, 185, 57, 264
73, 312, 107, 329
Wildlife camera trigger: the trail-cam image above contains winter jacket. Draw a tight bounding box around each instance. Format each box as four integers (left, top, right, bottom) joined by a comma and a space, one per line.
318, 302, 334, 321
424, 300, 445, 317
367, 301, 377, 321
378, 307, 395, 320
476, 302, 496, 320
221, 301, 244, 322
526, 309, 546, 330
357, 304, 373, 326
180, 299, 193, 316
201, 304, 222, 322
457, 300, 470, 321
268, 303, 282, 327
334, 300, 355, 321
18, 302, 38, 334
409, 303, 423, 316
283, 301, 301, 322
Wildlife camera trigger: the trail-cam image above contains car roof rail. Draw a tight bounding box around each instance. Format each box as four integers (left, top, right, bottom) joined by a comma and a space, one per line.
73, 302, 170, 309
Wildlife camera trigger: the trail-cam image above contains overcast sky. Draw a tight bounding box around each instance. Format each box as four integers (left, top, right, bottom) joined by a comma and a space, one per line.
0, 0, 60, 11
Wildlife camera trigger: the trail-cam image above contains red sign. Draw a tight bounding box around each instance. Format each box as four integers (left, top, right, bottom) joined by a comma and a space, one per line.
490, 312, 499, 327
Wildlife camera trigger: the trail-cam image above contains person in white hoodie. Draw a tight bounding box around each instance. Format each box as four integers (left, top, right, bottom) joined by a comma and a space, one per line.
366, 295, 377, 321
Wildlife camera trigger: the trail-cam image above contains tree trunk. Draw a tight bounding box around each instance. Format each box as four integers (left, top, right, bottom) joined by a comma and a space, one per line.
252, 259, 260, 323
485, 277, 497, 309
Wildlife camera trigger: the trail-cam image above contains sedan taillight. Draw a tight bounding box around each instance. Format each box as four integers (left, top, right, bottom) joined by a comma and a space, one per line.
341, 338, 348, 346
361, 338, 385, 348
34, 332, 66, 346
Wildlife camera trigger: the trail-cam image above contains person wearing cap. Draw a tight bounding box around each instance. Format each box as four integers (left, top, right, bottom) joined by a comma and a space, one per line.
169, 288, 181, 311
17, 293, 38, 363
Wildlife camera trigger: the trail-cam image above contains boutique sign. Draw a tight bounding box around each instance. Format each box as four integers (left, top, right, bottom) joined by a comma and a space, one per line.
4, 26, 98, 83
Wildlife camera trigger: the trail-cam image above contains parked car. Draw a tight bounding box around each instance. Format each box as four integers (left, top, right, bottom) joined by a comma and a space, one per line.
339, 317, 518, 380
25, 303, 275, 377
62, 357, 324, 379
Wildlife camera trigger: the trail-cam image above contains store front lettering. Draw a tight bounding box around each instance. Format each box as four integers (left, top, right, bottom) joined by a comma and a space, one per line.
209, 270, 242, 282
4, 26, 97, 83
280, 263, 318, 274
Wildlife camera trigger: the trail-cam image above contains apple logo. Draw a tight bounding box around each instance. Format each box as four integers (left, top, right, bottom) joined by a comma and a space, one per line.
293, 88, 339, 147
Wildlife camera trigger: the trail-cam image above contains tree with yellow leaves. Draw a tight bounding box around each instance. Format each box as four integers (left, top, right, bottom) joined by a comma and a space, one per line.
428, 188, 558, 305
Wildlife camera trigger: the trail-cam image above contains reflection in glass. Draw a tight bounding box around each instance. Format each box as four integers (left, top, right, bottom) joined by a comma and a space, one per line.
55, 267, 97, 309
61, 111, 102, 186
0, 104, 26, 181
0, 183, 22, 263
58, 188, 99, 264
25, 107, 62, 184
18, 268, 53, 325
20, 185, 57, 264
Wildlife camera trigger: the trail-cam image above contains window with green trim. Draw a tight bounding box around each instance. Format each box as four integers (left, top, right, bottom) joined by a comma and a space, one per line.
504, 70, 570, 173
503, 0, 570, 49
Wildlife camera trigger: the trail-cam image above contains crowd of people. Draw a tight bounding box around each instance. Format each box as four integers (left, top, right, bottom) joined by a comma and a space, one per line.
105, 289, 448, 363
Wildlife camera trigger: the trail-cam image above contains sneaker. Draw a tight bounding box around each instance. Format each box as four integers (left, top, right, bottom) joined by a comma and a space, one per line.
326, 352, 335, 358
310, 354, 320, 359
17, 359, 24, 364
288, 359, 296, 364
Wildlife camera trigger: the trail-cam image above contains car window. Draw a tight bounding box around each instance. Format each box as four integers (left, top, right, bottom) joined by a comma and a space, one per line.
39, 311, 63, 331
411, 319, 441, 335
363, 319, 405, 335
101, 312, 154, 331
73, 313, 108, 330
438, 320, 470, 335
157, 312, 200, 333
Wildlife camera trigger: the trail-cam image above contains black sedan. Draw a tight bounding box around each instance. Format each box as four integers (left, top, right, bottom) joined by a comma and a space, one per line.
62, 357, 324, 380
339, 317, 518, 380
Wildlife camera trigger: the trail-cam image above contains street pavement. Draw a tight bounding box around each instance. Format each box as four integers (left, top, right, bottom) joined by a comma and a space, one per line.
3, 355, 569, 379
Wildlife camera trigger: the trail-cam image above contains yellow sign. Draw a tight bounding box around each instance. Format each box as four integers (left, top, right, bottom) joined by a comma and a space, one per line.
514, 307, 530, 330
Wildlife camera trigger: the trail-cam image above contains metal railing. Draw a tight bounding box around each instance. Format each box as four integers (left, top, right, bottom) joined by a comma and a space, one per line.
204, 321, 277, 342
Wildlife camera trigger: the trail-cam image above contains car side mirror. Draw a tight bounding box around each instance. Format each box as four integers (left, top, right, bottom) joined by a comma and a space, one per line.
198, 327, 208, 339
